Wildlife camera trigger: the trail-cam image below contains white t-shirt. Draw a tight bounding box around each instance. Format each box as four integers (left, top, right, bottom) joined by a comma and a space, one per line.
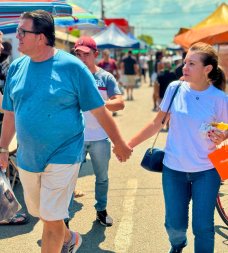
83, 68, 121, 141
139, 55, 148, 69
160, 81, 228, 172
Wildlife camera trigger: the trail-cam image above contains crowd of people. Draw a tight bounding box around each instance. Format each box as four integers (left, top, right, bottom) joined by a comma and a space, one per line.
94, 47, 193, 113
0, 10, 227, 253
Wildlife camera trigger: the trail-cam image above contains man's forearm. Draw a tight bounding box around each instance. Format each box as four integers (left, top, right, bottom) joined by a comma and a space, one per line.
91, 106, 125, 145
91, 106, 132, 162
105, 96, 124, 112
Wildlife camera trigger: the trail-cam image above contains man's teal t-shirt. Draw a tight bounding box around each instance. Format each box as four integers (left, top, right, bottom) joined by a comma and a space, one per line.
2, 50, 104, 172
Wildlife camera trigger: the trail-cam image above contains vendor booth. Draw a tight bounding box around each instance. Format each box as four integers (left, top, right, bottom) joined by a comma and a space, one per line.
174, 3, 228, 48
93, 23, 140, 49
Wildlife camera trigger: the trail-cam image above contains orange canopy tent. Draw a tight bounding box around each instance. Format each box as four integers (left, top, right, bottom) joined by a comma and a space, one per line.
174, 3, 228, 48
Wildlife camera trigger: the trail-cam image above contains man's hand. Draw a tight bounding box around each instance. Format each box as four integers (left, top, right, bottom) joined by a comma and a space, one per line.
0, 152, 9, 170
112, 141, 133, 162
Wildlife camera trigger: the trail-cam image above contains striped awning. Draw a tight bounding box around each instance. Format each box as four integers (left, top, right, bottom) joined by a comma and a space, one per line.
0, 1, 72, 18
0, 1, 72, 34
54, 3, 105, 30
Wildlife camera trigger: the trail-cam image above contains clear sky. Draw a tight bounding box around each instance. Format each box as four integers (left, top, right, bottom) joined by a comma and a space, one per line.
71, 0, 225, 45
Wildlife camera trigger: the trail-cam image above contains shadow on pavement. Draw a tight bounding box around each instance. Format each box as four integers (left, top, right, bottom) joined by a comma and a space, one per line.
79, 158, 94, 178
215, 225, 228, 242
0, 216, 39, 240
0, 158, 96, 241
0, 183, 39, 239
78, 221, 115, 253
0, 158, 92, 240
69, 199, 83, 221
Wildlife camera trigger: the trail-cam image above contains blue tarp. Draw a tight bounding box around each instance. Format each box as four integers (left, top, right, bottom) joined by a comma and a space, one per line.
0, 1, 72, 34
0, 23, 17, 34
93, 23, 140, 49
0, 2, 72, 18
54, 3, 105, 30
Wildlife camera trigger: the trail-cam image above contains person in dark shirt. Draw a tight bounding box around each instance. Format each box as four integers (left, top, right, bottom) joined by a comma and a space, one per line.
147, 54, 154, 86
157, 60, 176, 131
120, 50, 139, 101
0, 41, 12, 93
152, 51, 163, 110
175, 52, 187, 80
157, 61, 176, 103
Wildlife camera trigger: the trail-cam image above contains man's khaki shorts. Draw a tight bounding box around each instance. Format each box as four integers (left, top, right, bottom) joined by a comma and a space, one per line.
18, 163, 80, 221
124, 75, 136, 87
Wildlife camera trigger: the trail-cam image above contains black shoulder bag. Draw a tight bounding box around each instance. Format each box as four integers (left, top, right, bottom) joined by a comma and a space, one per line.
140, 84, 181, 172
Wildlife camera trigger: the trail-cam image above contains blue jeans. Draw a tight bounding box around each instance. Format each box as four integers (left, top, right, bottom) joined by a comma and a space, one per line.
84, 138, 111, 211
162, 166, 220, 253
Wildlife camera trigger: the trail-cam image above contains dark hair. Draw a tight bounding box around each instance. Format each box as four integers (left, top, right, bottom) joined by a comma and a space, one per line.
155, 51, 163, 60
70, 47, 76, 56
182, 51, 187, 60
2, 41, 12, 55
21, 10, 55, 47
0, 41, 12, 62
189, 42, 226, 91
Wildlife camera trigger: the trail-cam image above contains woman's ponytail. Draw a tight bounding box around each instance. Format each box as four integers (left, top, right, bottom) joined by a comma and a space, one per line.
209, 65, 226, 91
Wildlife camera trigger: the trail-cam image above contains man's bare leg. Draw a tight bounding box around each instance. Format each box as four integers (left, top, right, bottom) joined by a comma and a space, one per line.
41, 220, 71, 253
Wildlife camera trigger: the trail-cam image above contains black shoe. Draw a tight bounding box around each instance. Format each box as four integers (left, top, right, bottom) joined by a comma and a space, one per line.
169, 247, 183, 253
96, 209, 113, 227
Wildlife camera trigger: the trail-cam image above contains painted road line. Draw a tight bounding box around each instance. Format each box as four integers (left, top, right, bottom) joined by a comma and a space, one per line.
114, 178, 138, 253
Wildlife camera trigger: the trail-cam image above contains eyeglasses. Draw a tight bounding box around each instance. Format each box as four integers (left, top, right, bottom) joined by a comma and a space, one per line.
16, 28, 41, 38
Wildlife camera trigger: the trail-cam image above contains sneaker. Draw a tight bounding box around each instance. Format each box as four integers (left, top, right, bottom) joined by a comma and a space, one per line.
96, 209, 113, 227
169, 247, 183, 253
61, 231, 82, 253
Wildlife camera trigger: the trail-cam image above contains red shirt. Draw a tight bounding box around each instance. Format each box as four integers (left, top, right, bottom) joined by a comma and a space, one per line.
98, 58, 117, 75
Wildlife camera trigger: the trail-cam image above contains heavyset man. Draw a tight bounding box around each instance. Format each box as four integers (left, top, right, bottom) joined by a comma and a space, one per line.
0, 10, 132, 253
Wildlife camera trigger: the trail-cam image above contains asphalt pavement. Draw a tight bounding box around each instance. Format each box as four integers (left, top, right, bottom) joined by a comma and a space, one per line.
0, 80, 227, 253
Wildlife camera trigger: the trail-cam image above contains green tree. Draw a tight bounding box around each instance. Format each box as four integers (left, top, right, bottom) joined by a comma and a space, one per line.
137, 34, 153, 45
70, 29, 80, 38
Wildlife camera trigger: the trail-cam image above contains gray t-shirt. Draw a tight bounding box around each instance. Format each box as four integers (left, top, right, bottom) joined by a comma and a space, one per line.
83, 68, 121, 141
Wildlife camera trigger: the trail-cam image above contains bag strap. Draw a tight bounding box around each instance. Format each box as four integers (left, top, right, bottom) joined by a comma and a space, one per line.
151, 83, 181, 149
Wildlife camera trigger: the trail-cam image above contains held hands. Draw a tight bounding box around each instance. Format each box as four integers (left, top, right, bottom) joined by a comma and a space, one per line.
112, 141, 133, 162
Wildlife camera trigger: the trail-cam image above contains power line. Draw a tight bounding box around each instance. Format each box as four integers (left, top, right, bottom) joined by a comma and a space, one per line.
101, 0, 105, 19
108, 0, 127, 11
135, 26, 181, 30
110, 9, 216, 16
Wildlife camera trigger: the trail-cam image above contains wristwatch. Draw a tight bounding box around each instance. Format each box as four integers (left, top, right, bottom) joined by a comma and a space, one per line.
0, 147, 9, 153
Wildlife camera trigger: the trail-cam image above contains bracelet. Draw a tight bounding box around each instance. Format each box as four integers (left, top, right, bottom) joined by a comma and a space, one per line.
0, 147, 9, 153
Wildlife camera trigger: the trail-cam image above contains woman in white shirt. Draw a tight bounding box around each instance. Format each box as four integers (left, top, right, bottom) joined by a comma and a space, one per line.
128, 42, 228, 253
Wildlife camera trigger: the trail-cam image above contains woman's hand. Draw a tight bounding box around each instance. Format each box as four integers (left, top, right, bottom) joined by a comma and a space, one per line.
208, 129, 227, 145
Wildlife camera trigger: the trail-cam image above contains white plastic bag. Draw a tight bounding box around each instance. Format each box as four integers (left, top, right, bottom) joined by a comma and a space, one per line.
0, 170, 21, 221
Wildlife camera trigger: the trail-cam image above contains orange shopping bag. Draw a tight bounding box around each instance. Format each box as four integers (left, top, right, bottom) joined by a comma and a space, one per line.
208, 145, 228, 180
